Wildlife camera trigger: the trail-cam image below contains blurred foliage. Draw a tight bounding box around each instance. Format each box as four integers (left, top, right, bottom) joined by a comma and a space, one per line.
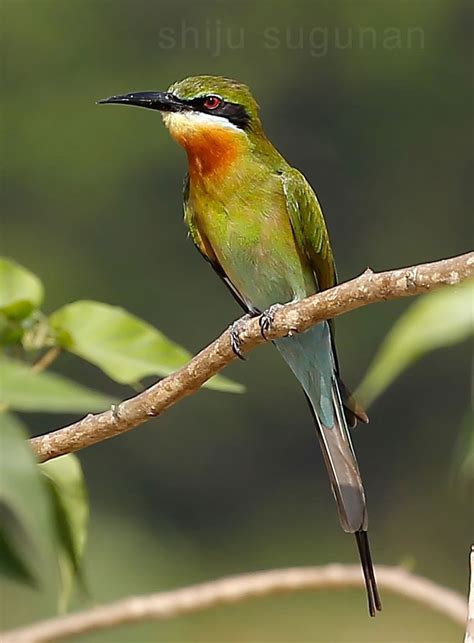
0, 412, 88, 608
0, 413, 54, 587
452, 411, 474, 484
1, 356, 115, 413
0, 257, 44, 321
359, 281, 474, 483
1, 0, 472, 640
0, 253, 241, 611
0, 256, 241, 413
0, 415, 57, 598
40, 454, 89, 612
0, 247, 241, 616
359, 280, 474, 406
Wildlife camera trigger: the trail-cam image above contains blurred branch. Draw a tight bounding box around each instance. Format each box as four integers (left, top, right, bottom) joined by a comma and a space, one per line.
31, 346, 61, 374
466, 545, 474, 643
1, 564, 467, 642
30, 251, 474, 463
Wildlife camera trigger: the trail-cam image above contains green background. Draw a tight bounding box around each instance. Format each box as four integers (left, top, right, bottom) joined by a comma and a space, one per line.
1, 0, 472, 641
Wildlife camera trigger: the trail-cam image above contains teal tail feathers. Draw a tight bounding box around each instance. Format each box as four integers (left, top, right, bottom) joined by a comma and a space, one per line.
275, 322, 381, 616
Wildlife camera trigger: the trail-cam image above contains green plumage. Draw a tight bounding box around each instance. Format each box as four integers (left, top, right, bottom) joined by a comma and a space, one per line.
178, 77, 379, 615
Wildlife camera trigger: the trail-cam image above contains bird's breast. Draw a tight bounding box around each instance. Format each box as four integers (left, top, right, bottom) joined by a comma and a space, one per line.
188, 181, 315, 309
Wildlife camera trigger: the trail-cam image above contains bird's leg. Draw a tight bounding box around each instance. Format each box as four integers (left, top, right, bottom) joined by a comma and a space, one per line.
229, 314, 253, 360
259, 303, 285, 339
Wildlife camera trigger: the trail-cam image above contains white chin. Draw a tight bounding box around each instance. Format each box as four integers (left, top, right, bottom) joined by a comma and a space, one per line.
161, 110, 242, 134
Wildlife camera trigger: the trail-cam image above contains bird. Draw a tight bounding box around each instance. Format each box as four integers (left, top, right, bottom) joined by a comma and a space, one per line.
98, 76, 381, 616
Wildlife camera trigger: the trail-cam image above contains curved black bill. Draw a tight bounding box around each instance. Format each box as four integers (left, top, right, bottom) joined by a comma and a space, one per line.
97, 91, 182, 112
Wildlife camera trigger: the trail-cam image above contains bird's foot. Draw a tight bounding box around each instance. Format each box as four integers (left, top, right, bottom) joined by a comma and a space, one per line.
110, 403, 121, 420
259, 303, 285, 339
229, 314, 252, 360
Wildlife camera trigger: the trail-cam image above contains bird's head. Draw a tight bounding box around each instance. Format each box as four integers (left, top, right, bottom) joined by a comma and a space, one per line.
98, 76, 265, 177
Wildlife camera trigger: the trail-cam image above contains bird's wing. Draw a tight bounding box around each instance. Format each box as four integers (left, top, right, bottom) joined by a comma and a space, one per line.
183, 177, 256, 314
282, 168, 368, 426
281, 167, 336, 292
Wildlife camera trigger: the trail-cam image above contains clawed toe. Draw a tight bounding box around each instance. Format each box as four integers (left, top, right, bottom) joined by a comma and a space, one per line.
259, 303, 284, 339
229, 314, 252, 360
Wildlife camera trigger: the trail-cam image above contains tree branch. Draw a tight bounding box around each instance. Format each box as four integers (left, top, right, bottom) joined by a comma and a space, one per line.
30, 252, 474, 463
2, 564, 467, 643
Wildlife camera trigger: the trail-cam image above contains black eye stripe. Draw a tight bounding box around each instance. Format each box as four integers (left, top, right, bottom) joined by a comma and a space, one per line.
186, 95, 221, 109
181, 95, 250, 130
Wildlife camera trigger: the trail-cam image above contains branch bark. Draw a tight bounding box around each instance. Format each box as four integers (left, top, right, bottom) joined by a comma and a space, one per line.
2, 564, 467, 643
30, 252, 474, 463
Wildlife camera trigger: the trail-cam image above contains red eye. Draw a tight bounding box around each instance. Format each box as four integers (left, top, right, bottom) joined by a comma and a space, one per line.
203, 95, 221, 110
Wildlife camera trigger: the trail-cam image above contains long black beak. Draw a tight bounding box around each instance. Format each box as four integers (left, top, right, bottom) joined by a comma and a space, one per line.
97, 91, 182, 112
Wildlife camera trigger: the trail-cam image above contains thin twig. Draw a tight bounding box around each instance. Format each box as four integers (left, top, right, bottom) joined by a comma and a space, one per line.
31, 346, 62, 374
30, 252, 474, 463
1, 564, 467, 642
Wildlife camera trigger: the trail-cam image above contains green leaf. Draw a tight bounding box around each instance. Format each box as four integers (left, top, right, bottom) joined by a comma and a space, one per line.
50, 300, 244, 393
452, 411, 474, 484
0, 313, 24, 346
359, 281, 474, 405
0, 257, 44, 320
0, 412, 56, 587
0, 514, 36, 586
0, 356, 115, 413
40, 455, 89, 611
